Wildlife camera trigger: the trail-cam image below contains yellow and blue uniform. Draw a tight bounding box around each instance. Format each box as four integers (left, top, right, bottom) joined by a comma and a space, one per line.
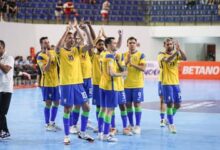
124, 51, 146, 102
80, 50, 92, 99
115, 53, 126, 105
157, 50, 165, 97
158, 50, 182, 104
99, 51, 120, 108
37, 50, 60, 101
91, 50, 102, 106
58, 47, 87, 106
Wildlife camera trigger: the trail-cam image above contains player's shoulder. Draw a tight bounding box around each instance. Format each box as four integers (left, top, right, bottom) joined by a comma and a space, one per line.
137, 51, 145, 59
158, 50, 166, 55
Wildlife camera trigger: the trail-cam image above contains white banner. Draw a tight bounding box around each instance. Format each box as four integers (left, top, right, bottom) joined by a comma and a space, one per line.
144, 61, 160, 79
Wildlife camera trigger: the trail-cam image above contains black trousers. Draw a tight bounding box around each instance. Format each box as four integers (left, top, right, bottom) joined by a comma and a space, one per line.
0, 92, 12, 133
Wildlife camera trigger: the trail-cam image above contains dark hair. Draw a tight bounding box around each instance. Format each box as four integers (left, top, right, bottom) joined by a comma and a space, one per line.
0, 40, 5, 48
163, 37, 173, 45
127, 37, 137, 43
104, 37, 115, 47
96, 39, 104, 45
39, 37, 48, 44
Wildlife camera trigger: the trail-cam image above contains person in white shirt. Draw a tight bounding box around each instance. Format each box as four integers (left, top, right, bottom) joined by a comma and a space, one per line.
0, 40, 14, 139
101, 0, 110, 25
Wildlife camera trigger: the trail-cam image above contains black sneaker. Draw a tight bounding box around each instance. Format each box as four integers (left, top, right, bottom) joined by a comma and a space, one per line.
78, 132, 95, 142
1, 131, 10, 139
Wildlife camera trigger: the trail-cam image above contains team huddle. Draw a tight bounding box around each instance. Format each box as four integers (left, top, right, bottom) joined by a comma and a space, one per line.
36, 19, 186, 145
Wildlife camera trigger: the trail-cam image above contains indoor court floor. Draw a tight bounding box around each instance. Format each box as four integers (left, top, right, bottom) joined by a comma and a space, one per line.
1, 80, 220, 150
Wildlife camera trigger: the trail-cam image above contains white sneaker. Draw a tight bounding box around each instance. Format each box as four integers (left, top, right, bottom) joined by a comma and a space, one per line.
45, 124, 56, 132
168, 124, 176, 134
93, 127, 98, 133
133, 126, 141, 134
103, 134, 118, 142
160, 119, 166, 127
69, 126, 79, 134
78, 132, 95, 142
128, 125, 134, 132
51, 123, 62, 131
123, 128, 133, 136
97, 132, 103, 140
87, 121, 95, 130
64, 136, 70, 145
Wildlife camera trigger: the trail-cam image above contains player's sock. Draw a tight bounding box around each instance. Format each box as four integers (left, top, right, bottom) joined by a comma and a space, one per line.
135, 106, 142, 126
96, 107, 100, 121
63, 112, 70, 136
70, 110, 73, 126
121, 111, 127, 128
72, 108, 80, 126
173, 108, 177, 116
98, 111, 105, 133
160, 111, 166, 120
51, 105, 58, 123
81, 111, 89, 132
44, 105, 51, 125
104, 115, 111, 135
167, 107, 173, 124
127, 107, 134, 127
111, 111, 115, 128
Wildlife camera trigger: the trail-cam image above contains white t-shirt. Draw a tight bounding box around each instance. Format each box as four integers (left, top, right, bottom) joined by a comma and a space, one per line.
0, 53, 14, 93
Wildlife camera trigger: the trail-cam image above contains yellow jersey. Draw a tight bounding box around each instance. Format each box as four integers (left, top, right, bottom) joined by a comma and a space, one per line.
79, 50, 92, 79
158, 50, 181, 85
37, 50, 59, 87
58, 47, 83, 85
91, 52, 102, 85
157, 50, 166, 82
99, 51, 121, 91
124, 51, 146, 88
115, 53, 125, 91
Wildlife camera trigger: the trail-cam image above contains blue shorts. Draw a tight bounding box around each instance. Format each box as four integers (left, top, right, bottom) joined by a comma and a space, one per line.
158, 82, 163, 97
92, 85, 101, 106
99, 89, 119, 108
163, 85, 182, 104
60, 84, 88, 107
118, 91, 126, 105
83, 78, 92, 99
41, 86, 60, 101
125, 88, 144, 103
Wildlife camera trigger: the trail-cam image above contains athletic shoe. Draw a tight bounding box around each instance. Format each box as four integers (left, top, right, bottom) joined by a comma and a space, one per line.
128, 125, 134, 132
51, 123, 62, 131
109, 128, 118, 136
133, 126, 141, 134
103, 134, 118, 142
45, 124, 56, 132
64, 136, 70, 145
78, 132, 95, 142
0, 131, 10, 139
160, 119, 166, 127
93, 127, 98, 133
69, 126, 79, 134
87, 121, 95, 130
168, 124, 176, 134
123, 128, 133, 136
97, 132, 103, 140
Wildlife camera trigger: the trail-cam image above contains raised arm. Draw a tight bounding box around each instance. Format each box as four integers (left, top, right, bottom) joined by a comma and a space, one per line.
116, 30, 123, 49
175, 41, 187, 61
81, 24, 94, 52
84, 21, 96, 40
55, 24, 71, 53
